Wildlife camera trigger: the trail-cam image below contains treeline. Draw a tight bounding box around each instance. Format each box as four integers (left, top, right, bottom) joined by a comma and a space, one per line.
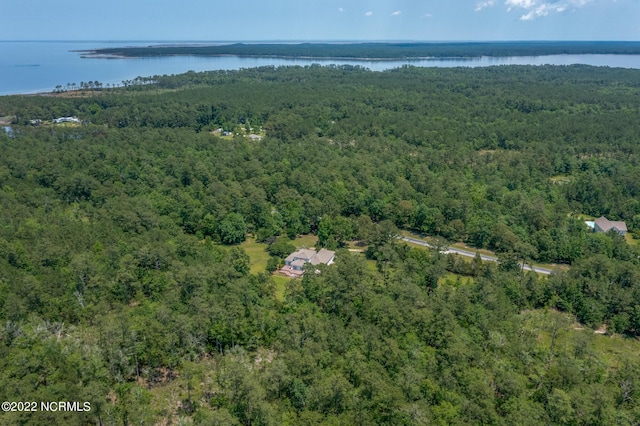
1, 65, 640, 424
87, 40, 640, 59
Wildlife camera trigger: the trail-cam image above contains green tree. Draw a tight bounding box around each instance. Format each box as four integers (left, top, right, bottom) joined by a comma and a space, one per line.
267, 237, 296, 258
219, 213, 247, 244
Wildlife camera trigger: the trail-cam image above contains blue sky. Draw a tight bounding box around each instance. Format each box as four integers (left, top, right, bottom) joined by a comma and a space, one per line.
2, 0, 638, 41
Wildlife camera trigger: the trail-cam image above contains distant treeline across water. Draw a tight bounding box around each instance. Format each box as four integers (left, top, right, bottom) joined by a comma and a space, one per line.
86, 41, 640, 59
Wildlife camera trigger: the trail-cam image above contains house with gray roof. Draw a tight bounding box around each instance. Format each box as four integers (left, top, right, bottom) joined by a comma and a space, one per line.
593, 216, 627, 236
280, 248, 335, 277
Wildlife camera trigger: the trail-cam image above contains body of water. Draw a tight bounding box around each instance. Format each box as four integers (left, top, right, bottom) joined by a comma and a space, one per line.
3, 41, 640, 96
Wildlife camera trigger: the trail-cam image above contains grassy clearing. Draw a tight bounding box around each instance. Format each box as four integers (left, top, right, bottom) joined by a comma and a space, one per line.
438, 272, 474, 287
239, 234, 319, 274
625, 232, 639, 246
239, 237, 270, 274
144, 358, 220, 423
212, 126, 266, 141
239, 235, 312, 301
403, 239, 432, 250
293, 234, 318, 248
346, 240, 367, 251
271, 275, 291, 302
365, 258, 378, 273
449, 242, 496, 257
571, 213, 593, 220
521, 309, 640, 369
591, 332, 640, 368
401, 229, 431, 239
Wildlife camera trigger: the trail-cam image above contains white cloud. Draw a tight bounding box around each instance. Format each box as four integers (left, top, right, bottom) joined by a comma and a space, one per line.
365, 11, 373, 17
505, 0, 536, 9
475, 0, 496, 12
420, 13, 433, 19
338, 7, 344, 13
504, 0, 593, 20
391, 10, 402, 16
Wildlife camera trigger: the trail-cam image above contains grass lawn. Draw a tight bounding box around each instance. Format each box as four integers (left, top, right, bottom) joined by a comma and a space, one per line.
239, 236, 310, 301
240, 233, 372, 302
239, 237, 270, 274
271, 275, 291, 302
240, 234, 319, 275
293, 234, 318, 248
572, 213, 593, 220
625, 232, 639, 246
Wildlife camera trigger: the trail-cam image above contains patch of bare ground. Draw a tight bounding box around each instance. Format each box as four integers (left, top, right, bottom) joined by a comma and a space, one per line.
595, 324, 608, 335
39, 90, 103, 98
550, 175, 573, 185
255, 349, 275, 369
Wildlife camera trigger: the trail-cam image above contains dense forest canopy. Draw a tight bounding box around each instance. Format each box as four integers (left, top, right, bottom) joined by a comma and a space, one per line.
1, 64, 640, 424
84, 41, 640, 59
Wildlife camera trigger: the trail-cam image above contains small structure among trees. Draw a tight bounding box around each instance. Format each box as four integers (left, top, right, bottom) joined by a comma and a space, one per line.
279, 248, 335, 277
53, 116, 81, 124
593, 216, 627, 236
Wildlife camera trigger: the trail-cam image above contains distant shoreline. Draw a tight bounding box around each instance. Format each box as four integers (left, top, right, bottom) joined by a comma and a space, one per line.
79, 51, 436, 62
82, 41, 640, 60
4, 40, 640, 97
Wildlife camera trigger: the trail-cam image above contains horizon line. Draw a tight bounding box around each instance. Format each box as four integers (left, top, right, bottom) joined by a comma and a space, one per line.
2, 39, 640, 44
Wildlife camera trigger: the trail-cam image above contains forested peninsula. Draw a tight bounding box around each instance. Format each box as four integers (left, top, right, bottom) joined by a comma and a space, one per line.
2, 65, 640, 424
84, 41, 640, 59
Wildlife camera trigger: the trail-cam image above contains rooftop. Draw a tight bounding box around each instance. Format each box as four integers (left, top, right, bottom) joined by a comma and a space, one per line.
280, 248, 335, 277
594, 216, 627, 233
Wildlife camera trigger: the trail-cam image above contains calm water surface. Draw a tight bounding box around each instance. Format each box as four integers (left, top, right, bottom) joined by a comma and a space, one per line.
3, 41, 640, 96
